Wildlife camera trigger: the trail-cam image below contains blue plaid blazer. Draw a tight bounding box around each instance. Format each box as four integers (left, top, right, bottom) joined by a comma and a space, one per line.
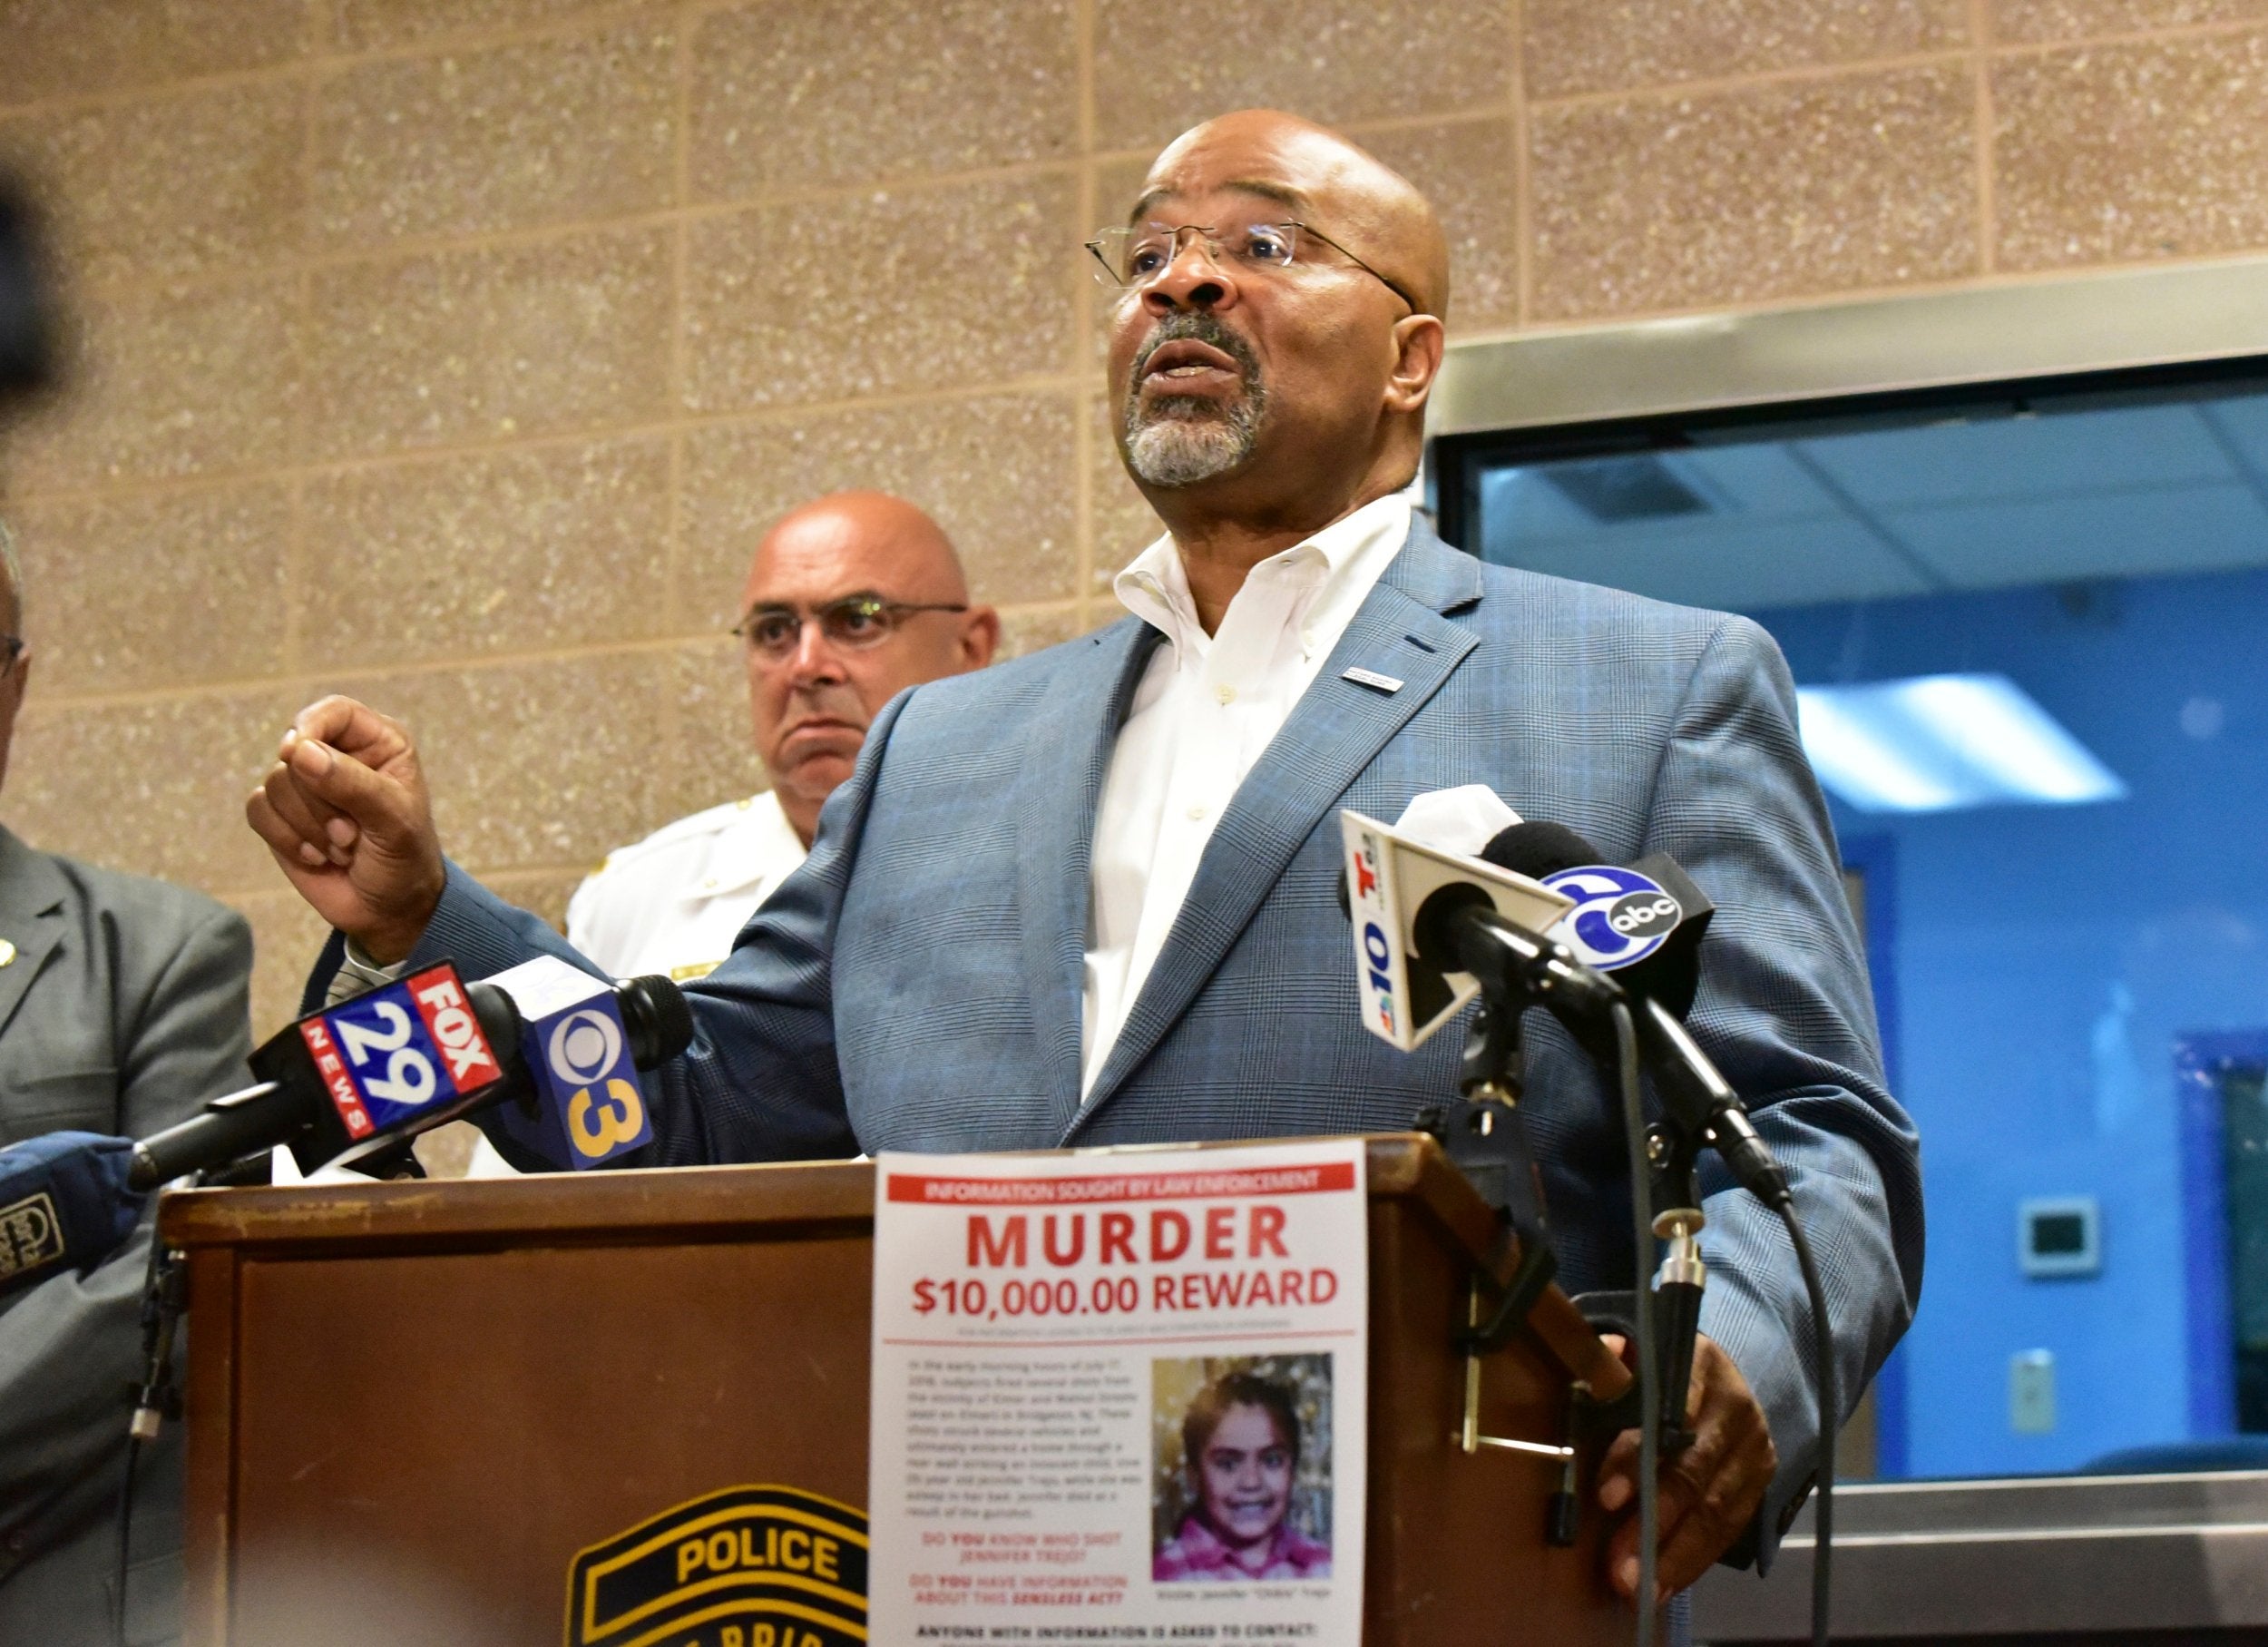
372, 519, 1922, 1562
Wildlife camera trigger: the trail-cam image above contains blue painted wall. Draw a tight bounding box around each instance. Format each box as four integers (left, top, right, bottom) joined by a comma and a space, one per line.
1752, 566, 2268, 1478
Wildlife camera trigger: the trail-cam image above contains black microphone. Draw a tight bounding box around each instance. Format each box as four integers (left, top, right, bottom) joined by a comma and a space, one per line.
0, 1131, 142, 1299
1478, 822, 1786, 1204
1405, 877, 1627, 1025
0, 178, 54, 403
128, 966, 691, 1191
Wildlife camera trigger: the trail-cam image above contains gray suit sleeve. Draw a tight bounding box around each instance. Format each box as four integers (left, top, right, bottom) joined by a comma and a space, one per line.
112, 904, 259, 1141
0, 901, 253, 1563
1647, 616, 1925, 1571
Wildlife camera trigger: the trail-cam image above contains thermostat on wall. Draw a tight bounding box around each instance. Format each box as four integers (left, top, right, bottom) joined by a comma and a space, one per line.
2019, 1196, 2101, 1279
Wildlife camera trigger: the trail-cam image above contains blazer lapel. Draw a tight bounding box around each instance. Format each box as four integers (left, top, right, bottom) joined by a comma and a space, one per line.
1017, 617, 1164, 1128
0, 827, 69, 1041
1073, 527, 1483, 1123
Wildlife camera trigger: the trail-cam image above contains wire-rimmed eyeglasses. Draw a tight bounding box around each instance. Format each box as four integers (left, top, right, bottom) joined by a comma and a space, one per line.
730, 593, 968, 662
1085, 220, 1418, 314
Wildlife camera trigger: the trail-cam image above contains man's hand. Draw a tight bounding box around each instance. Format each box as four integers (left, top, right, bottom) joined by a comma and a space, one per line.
1596, 1332, 1777, 1603
246, 696, 446, 964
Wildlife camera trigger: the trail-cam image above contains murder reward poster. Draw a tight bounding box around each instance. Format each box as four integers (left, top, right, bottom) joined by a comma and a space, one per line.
868, 1141, 1369, 1644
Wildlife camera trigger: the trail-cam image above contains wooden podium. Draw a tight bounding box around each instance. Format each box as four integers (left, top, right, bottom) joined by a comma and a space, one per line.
160, 1135, 1638, 1646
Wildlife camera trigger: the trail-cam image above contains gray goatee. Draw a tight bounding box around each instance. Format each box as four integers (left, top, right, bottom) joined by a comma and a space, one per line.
1121, 315, 1266, 488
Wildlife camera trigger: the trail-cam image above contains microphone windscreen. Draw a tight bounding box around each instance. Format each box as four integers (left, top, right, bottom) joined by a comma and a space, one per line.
1479, 819, 1602, 881
4, 1131, 142, 1291
621, 975, 694, 1069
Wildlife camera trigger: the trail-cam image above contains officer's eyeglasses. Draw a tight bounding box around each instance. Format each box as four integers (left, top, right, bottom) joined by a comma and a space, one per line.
1085, 219, 1417, 314
731, 594, 968, 662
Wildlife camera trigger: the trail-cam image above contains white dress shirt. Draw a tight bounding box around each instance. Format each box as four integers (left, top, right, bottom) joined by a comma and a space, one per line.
1080, 492, 1412, 1095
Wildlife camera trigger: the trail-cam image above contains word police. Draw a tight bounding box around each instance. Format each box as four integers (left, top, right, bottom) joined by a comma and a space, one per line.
678, 1523, 845, 1587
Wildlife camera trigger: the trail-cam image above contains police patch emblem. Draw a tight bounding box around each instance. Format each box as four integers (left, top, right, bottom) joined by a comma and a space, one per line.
565, 1485, 867, 1647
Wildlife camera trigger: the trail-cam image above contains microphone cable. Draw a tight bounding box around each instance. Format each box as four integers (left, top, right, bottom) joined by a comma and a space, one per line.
1610, 999, 1660, 1647
1618, 998, 1836, 1647
114, 1181, 193, 1647
112, 1241, 157, 1647
110, 1413, 139, 1647
1777, 1195, 1836, 1647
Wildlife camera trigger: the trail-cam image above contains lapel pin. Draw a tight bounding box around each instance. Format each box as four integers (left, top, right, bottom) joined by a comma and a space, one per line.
1342, 666, 1403, 695
0, 938, 16, 967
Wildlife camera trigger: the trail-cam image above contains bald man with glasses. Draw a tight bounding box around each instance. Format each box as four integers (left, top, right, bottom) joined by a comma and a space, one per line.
463, 491, 996, 1177
551, 490, 999, 988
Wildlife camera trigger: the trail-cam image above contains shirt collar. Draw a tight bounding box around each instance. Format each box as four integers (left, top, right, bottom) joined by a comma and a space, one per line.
1112, 492, 1413, 660
1169, 1511, 1311, 1575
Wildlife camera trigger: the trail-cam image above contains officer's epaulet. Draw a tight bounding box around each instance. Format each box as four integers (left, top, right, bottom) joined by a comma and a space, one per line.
584, 795, 763, 878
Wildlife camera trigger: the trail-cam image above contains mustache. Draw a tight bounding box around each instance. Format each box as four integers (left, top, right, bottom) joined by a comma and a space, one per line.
1129, 311, 1260, 386
1119, 310, 1267, 485
785, 683, 865, 721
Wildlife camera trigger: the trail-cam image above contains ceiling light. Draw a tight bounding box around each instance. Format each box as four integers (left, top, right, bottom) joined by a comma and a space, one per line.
1794, 673, 2126, 814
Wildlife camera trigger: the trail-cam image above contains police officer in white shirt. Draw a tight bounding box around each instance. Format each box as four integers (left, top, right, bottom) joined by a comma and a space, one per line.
466, 489, 999, 1175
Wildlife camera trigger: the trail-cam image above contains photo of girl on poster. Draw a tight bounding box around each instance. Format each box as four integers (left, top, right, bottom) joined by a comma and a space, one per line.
1152, 1357, 1334, 1583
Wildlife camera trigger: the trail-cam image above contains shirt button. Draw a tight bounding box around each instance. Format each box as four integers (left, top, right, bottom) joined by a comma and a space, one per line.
1215, 683, 1237, 705
701, 877, 719, 891
1187, 804, 1207, 822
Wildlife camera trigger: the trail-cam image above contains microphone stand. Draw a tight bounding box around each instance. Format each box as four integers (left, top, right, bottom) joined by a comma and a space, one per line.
1570, 1114, 1707, 1458
1418, 901, 1705, 1642
1443, 903, 1836, 1646
1647, 1122, 1706, 1456
115, 1181, 192, 1647
1420, 904, 1703, 1425
1415, 969, 1561, 1354
1382, 871, 1837, 1643
1415, 961, 1596, 1548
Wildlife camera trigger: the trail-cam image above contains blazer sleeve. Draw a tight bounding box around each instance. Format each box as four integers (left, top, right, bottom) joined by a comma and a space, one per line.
0, 897, 254, 1567
112, 900, 258, 1140
314, 698, 917, 1172
1644, 614, 1925, 1572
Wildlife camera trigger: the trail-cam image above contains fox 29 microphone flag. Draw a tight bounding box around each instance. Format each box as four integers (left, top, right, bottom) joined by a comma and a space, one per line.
293, 962, 506, 1145
481, 956, 656, 1170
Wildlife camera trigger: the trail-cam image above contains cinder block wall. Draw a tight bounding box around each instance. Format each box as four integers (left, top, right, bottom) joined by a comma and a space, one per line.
2, 0, 2263, 1035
